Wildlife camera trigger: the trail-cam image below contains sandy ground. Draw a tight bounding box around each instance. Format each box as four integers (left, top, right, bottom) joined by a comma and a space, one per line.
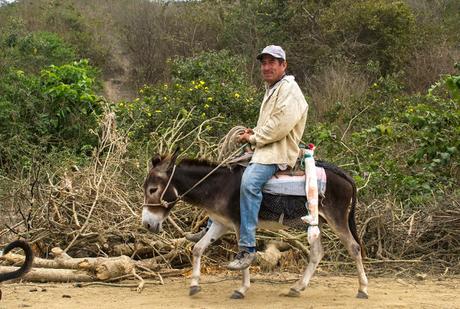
1, 274, 459, 309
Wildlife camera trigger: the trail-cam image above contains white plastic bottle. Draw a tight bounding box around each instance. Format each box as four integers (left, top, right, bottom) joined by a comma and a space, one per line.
301, 144, 320, 243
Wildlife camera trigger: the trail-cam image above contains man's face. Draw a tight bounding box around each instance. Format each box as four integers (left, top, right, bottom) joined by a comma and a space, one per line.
260, 55, 287, 85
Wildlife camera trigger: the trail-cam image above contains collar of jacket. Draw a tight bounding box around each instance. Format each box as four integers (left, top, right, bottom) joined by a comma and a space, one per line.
264, 74, 295, 97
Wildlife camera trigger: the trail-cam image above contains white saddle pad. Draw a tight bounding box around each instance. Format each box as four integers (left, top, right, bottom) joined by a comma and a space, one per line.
263, 167, 326, 197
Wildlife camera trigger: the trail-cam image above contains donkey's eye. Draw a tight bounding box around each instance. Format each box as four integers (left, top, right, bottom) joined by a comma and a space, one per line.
149, 187, 158, 195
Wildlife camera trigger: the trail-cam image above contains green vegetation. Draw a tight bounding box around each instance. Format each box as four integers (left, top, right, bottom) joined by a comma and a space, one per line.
0, 30, 77, 73
0, 0, 458, 270
0, 30, 101, 171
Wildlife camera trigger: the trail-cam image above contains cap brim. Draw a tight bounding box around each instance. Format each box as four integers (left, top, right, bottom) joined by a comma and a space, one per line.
256, 53, 285, 61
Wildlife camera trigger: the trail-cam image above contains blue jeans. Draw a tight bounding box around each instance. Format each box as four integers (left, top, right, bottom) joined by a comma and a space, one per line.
239, 163, 278, 249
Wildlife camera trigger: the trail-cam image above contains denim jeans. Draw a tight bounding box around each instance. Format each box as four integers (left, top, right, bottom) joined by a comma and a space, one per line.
239, 163, 278, 249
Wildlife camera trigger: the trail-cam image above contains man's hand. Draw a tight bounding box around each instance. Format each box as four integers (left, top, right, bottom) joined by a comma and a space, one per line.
238, 128, 254, 143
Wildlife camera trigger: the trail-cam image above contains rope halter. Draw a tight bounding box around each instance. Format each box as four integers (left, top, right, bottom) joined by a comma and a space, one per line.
143, 164, 177, 208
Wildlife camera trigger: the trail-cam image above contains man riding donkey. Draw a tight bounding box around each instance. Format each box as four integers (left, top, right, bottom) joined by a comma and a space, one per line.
186, 45, 309, 270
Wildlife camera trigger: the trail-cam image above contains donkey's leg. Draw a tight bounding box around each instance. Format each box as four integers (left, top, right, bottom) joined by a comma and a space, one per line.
230, 268, 250, 299
333, 226, 368, 299
325, 208, 368, 299
190, 221, 228, 296
286, 232, 324, 297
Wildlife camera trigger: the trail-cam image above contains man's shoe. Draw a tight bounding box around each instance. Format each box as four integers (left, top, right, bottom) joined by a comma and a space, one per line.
227, 250, 256, 270
185, 228, 207, 243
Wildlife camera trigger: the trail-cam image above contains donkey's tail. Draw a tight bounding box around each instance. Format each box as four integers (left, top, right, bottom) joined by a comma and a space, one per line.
0, 240, 34, 282
348, 179, 366, 258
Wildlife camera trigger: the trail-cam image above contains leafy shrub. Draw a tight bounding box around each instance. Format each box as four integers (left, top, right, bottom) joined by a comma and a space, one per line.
307, 71, 459, 206
40, 59, 101, 147
0, 30, 77, 73
0, 2, 110, 70
41, 1, 111, 68
0, 69, 43, 171
0, 60, 101, 172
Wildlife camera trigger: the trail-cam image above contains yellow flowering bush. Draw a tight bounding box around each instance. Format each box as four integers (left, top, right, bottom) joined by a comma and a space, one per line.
116, 50, 260, 140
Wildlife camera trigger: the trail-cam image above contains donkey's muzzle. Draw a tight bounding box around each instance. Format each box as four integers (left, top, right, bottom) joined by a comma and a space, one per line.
142, 220, 161, 233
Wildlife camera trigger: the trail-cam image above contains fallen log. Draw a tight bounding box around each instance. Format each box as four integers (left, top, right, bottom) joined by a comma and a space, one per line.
1, 253, 58, 269
93, 255, 134, 281
0, 266, 94, 282
0, 247, 99, 270
1, 247, 135, 281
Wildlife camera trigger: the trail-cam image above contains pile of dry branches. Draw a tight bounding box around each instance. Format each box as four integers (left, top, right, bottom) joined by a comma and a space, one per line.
355, 197, 460, 274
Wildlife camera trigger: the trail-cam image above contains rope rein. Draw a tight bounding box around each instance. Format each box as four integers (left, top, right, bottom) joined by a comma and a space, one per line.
158, 164, 177, 207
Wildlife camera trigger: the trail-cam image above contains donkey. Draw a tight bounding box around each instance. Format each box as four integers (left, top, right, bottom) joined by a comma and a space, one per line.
142, 151, 368, 299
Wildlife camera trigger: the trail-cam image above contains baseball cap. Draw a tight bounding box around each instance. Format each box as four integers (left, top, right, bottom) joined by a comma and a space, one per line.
256, 45, 286, 61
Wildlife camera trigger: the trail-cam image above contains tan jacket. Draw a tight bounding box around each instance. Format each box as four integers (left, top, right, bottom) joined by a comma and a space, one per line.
248, 75, 308, 168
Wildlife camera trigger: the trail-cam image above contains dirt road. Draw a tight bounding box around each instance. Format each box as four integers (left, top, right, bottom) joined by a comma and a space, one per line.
1, 274, 458, 309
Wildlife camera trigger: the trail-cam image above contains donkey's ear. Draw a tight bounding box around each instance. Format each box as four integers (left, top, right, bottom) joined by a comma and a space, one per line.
151, 154, 162, 168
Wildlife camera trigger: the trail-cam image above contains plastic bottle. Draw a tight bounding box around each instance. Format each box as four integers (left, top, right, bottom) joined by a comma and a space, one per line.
301, 144, 320, 243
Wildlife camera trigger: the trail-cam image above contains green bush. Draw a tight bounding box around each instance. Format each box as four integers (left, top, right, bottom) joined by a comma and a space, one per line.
0, 69, 43, 171
0, 30, 77, 73
0, 60, 101, 172
0, 2, 110, 71
40, 59, 101, 147
116, 50, 260, 143
310, 72, 459, 206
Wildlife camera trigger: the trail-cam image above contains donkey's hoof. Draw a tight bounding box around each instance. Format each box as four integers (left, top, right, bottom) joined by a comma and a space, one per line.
356, 290, 368, 299
230, 290, 245, 299
283, 288, 301, 298
189, 285, 201, 296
